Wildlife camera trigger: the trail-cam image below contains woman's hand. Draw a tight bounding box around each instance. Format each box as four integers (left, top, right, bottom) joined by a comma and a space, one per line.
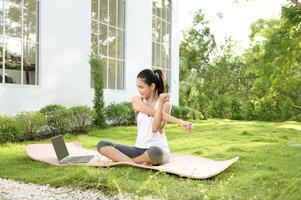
180, 120, 193, 132
159, 93, 169, 104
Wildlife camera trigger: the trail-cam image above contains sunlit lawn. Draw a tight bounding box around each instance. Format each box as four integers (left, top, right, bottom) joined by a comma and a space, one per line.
0, 119, 300, 199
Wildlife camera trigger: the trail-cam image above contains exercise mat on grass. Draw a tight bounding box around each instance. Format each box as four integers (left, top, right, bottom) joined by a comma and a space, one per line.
26, 142, 239, 179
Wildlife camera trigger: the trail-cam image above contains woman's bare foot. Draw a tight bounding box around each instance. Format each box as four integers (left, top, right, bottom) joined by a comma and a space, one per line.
142, 162, 151, 166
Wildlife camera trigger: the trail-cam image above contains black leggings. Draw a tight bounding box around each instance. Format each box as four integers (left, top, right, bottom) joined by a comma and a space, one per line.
97, 140, 169, 165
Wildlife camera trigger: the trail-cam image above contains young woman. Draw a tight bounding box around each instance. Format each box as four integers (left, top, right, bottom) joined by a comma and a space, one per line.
97, 69, 192, 165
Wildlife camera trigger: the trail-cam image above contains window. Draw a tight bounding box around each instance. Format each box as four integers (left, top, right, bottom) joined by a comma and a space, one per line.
152, 0, 171, 87
0, 0, 39, 85
91, 0, 125, 90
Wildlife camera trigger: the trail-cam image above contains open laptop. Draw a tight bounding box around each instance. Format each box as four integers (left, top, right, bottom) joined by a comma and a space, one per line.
51, 135, 94, 164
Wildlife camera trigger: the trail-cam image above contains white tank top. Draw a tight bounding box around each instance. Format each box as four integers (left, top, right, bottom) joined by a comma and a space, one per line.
134, 99, 170, 153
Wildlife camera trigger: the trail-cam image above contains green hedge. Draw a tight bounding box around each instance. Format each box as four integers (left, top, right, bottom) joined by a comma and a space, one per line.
0, 116, 23, 143
39, 105, 72, 135
104, 102, 136, 126
16, 112, 48, 140
69, 106, 96, 133
0, 105, 97, 144
171, 105, 204, 120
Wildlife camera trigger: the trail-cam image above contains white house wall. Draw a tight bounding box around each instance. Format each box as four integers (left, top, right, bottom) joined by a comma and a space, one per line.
0, 0, 179, 115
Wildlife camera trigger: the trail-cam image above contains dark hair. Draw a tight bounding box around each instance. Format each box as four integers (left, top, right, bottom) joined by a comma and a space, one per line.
137, 69, 166, 95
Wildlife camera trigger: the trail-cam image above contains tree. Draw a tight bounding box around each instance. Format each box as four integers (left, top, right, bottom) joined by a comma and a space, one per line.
179, 9, 216, 113
179, 2, 301, 121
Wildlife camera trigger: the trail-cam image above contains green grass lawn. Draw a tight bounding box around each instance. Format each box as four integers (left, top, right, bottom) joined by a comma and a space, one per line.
0, 119, 301, 199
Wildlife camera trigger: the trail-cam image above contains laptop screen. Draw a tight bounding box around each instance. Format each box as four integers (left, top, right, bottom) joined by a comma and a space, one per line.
51, 135, 69, 161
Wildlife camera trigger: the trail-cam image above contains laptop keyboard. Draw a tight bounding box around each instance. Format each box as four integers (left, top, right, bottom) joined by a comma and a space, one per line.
61, 155, 94, 164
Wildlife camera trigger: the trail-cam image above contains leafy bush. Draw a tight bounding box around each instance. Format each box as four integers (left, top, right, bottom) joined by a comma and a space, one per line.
241, 100, 255, 120
104, 102, 135, 126
39, 104, 71, 135
69, 105, 96, 134
15, 112, 47, 140
291, 113, 301, 122
0, 116, 23, 143
171, 105, 204, 120
254, 97, 279, 121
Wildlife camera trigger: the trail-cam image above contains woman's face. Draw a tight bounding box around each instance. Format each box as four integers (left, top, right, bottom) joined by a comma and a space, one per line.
136, 78, 155, 98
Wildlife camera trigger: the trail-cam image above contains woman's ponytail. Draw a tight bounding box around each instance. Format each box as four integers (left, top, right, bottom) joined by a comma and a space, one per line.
153, 69, 165, 95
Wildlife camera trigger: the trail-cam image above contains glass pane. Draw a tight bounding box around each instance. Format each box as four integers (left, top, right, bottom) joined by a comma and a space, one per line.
5, 0, 22, 39
163, 0, 170, 21
152, 16, 155, 40
117, 60, 123, 89
155, 43, 160, 68
99, 23, 107, 56
154, 0, 161, 18
166, 22, 171, 46
159, 19, 162, 43
109, 0, 117, 27
108, 26, 116, 58
162, 2, 166, 21
5, 38, 21, 84
117, 0, 125, 29
0, 10, 3, 82
91, 0, 98, 21
161, 20, 165, 44
166, 47, 170, 70
91, 33, 98, 55
0, 3, 3, 37
152, 42, 155, 67
24, 0, 37, 43
117, 30, 123, 59
103, 58, 108, 88
163, 22, 170, 48
155, 17, 160, 43
100, 0, 108, 23
0, 43, 2, 83
91, 20, 98, 34
152, 0, 156, 16
108, 58, 116, 89
23, 41, 36, 84
167, 1, 171, 22
161, 45, 166, 69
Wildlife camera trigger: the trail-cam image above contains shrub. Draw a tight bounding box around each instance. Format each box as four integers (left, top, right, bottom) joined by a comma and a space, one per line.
69, 105, 96, 134
0, 116, 23, 143
190, 107, 204, 120
292, 113, 301, 122
254, 97, 279, 121
15, 112, 47, 140
171, 105, 204, 120
171, 105, 181, 119
241, 99, 255, 120
39, 104, 71, 135
104, 102, 136, 126
90, 55, 106, 128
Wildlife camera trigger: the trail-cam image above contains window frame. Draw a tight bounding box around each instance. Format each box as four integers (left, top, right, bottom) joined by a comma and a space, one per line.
0, 0, 40, 86
91, 0, 126, 90
151, 0, 172, 89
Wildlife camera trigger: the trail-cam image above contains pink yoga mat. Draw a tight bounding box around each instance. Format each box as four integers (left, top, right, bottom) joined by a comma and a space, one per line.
26, 142, 239, 179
